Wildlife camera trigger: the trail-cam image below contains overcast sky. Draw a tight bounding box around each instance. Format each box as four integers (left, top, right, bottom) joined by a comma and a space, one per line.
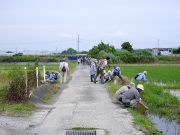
0, 0, 180, 53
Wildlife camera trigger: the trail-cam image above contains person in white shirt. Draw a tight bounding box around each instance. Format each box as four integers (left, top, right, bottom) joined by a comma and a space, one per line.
89, 59, 98, 82
93, 56, 110, 84
59, 59, 69, 83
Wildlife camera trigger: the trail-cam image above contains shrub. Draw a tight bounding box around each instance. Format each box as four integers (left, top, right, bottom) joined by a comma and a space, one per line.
133, 49, 157, 63
114, 49, 134, 63
4, 61, 42, 103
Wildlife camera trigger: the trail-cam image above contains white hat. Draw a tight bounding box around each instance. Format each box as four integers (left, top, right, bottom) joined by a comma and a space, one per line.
128, 82, 135, 88
137, 84, 144, 91
107, 70, 111, 74
143, 71, 147, 75
93, 59, 98, 63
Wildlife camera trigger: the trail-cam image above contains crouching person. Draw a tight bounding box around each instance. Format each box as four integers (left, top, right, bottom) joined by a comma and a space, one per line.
122, 84, 148, 110
45, 71, 55, 83
115, 82, 135, 103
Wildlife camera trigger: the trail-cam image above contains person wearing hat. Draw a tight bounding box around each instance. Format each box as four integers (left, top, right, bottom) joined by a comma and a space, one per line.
89, 59, 98, 82
111, 65, 124, 84
115, 82, 135, 103
104, 70, 113, 83
135, 71, 147, 82
45, 71, 55, 83
122, 84, 148, 110
94, 56, 110, 84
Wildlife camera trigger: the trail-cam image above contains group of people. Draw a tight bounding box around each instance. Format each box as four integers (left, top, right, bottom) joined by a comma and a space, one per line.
77, 56, 91, 65
115, 82, 148, 110
45, 58, 69, 83
45, 56, 148, 110
89, 56, 148, 110
89, 56, 125, 84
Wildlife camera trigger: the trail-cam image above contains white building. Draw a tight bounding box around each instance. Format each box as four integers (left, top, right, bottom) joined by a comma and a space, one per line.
152, 48, 173, 56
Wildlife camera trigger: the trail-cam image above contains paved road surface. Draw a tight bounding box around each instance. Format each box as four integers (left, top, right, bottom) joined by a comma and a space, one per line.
0, 64, 143, 135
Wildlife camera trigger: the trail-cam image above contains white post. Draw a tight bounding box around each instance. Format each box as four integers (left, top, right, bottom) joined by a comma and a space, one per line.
24, 67, 27, 99
36, 67, 38, 88
43, 65, 46, 81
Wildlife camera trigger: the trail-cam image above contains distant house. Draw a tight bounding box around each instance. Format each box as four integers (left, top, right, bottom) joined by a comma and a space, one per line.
152, 48, 173, 56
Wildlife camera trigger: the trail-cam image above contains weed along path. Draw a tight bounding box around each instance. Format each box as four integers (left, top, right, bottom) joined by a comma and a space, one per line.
0, 64, 143, 135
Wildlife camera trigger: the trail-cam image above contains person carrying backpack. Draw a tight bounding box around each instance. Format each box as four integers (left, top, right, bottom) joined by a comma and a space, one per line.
93, 56, 110, 84
135, 71, 147, 82
59, 58, 69, 83
111, 65, 124, 84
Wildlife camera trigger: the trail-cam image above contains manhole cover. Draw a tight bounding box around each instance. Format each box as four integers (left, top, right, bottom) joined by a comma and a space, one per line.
66, 130, 96, 135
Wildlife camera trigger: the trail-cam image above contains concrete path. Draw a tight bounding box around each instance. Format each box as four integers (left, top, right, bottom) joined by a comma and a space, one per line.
0, 63, 144, 135
30, 64, 143, 135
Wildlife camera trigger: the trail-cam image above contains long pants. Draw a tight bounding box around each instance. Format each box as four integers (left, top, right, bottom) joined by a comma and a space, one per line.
123, 99, 138, 108
111, 73, 124, 83
60, 71, 67, 83
90, 74, 95, 82
94, 68, 104, 84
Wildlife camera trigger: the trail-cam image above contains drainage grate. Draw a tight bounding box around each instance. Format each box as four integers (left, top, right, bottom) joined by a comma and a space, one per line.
66, 130, 96, 135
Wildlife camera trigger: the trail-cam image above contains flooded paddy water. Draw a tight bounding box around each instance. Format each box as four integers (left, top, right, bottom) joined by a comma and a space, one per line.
148, 89, 180, 135
148, 114, 180, 135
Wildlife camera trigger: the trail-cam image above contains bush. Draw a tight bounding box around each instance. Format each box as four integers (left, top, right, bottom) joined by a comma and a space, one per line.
133, 49, 157, 63
114, 49, 134, 63
4, 61, 42, 103
97, 50, 117, 63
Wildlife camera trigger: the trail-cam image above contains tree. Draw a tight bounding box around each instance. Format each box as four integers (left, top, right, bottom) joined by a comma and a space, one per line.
173, 47, 180, 54
61, 48, 77, 54
121, 42, 133, 52
6, 51, 13, 53
88, 42, 116, 57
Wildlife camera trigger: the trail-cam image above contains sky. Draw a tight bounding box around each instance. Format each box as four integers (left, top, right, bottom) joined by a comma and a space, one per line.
0, 0, 180, 53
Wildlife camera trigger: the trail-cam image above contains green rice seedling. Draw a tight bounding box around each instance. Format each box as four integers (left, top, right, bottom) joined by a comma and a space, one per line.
120, 65, 180, 89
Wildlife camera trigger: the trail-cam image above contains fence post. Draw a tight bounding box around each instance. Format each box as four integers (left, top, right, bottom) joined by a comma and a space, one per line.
43, 65, 46, 81
36, 67, 38, 88
24, 67, 28, 100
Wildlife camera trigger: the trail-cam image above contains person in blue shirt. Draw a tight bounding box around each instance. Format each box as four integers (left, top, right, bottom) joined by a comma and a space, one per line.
111, 65, 124, 84
135, 71, 147, 82
45, 71, 55, 83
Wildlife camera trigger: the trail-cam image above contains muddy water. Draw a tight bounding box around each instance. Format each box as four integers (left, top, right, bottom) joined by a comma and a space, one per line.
148, 89, 180, 135
148, 114, 180, 135
169, 90, 180, 99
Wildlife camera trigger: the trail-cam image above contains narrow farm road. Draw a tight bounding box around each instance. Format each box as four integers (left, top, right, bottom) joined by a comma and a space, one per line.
30, 64, 143, 135
0, 63, 144, 135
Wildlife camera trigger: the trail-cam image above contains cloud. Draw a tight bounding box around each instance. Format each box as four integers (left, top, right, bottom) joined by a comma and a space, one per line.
58, 33, 76, 38
105, 31, 127, 38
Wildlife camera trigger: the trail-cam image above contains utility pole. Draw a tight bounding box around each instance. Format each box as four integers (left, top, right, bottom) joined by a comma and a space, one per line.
77, 34, 79, 57
157, 39, 159, 56
56, 47, 57, 56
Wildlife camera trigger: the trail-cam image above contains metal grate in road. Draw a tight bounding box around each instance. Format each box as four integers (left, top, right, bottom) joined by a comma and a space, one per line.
66, 130, 96, 135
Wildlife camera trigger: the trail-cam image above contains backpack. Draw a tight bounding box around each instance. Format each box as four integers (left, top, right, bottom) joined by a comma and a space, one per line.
134, 74, 139, 79
61, 63, 66, 72
98, 59, 105, 68
52, 72, 58, 80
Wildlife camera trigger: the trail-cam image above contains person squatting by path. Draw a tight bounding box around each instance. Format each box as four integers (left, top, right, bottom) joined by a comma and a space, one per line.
121, 84, 148, 110
93, 56, 110, 84
89, 59, 98, 82
111, 65, 125, 84
59, 59, 69, 83
104, 70, 113, 83
45, 71, 55, 83
135, 71, 147, 82
115, 82, 135, 103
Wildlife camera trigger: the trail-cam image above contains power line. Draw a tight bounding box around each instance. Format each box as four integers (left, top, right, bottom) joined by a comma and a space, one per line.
0, 39, 76, 45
